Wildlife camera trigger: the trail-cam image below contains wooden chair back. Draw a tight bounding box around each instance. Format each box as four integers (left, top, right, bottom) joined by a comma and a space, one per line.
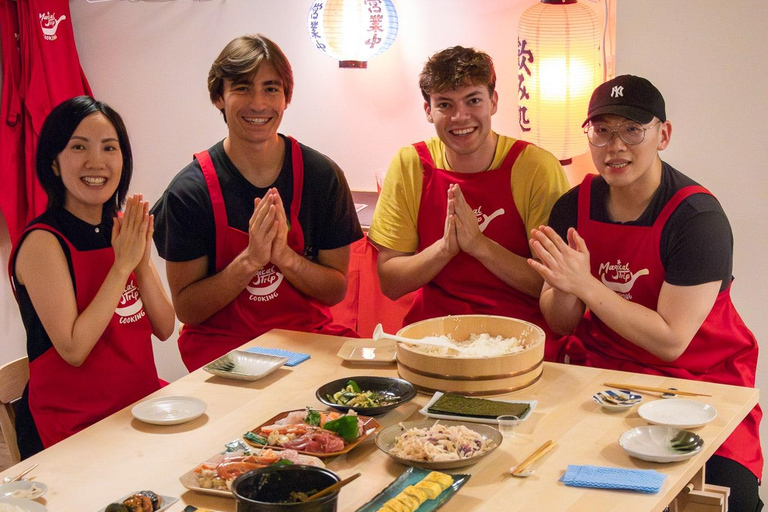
0, 357, 30, 463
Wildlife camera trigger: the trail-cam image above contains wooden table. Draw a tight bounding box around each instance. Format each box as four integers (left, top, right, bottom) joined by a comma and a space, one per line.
0, 330, 757, 512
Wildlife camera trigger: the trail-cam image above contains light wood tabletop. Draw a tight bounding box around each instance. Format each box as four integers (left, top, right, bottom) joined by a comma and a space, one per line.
0, 329, 757, 512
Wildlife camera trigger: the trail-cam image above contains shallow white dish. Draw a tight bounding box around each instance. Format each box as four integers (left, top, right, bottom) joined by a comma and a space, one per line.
619, 425, 704, 463
337, 339, 396, 363
638, 399, 717, 429
0, 497, 47, 512
131, 396, 207, 426
593, 390, 642, 412
203, 350, 289, 381
0, 481, 47, 500
98, 493, 177, 512
419, 391, 537, 424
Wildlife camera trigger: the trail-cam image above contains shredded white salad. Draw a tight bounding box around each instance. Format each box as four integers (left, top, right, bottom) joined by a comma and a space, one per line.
409, 331, 532, 358
389, 422, 496, 462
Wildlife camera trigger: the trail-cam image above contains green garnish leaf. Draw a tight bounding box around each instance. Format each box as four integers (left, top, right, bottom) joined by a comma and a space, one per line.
270, 459, 294, 466
305, 407, 322, 426
244, 431, 267, 445
323, 415, 359, 442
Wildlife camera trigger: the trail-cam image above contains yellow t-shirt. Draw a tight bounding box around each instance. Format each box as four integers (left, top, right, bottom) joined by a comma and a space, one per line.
369, 134, 569, 253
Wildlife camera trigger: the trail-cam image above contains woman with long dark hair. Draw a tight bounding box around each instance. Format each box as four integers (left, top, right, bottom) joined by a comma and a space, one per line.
9, 96, 175, 458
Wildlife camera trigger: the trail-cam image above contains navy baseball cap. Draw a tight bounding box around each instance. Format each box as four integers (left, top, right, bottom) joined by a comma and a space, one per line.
583, 75, 666, 127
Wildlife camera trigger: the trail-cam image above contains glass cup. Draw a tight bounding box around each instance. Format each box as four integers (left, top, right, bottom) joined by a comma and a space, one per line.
374, 170, 387, 194
497, 415, 521, 438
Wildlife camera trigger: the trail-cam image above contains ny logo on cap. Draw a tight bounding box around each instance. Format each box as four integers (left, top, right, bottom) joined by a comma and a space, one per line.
611, 86, 624, 98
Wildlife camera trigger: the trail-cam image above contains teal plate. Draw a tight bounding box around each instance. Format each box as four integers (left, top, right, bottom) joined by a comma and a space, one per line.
356, 467, 470, 512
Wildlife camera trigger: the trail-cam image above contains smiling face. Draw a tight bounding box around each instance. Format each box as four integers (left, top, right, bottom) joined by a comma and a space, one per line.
588, 114, 671, 193
214, 62, 287, 152
56, 112, 123, 223
425, 85, 498, 169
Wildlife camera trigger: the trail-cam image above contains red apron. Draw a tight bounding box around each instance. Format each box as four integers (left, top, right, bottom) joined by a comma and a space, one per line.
564, 174, 762, 479
178, 138, 356, 371
11, 224, 160, 448
404, 140, 557, 351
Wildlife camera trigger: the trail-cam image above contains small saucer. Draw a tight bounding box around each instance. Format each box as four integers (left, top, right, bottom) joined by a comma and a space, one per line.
593, 389, 642, 412
0, 480, 47, 500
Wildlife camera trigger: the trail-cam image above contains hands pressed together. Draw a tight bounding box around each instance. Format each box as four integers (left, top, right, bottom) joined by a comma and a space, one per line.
112, 193, 154, 277
437, 184, 484, 258
243, 188, 294, 273
527, 226, 593, 296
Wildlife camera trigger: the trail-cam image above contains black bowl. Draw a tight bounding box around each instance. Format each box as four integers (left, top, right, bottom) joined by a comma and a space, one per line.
315, 376, 417, 416
232, 465, 340, 512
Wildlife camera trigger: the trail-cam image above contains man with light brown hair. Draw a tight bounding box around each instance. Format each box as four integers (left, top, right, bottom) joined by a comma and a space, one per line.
369, 46, 568, 359
152, 35, 362, 371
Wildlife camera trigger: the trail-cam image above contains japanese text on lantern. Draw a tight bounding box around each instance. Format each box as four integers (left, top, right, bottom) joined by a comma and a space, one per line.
366, 0, 383, 49
309, 2, 325, 51
517, 38, 533, 133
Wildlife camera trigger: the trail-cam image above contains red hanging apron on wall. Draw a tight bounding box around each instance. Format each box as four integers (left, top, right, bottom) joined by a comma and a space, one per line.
11, 224, 160, 448
178, 137, 356, 371
564, 174, 762, 479
404, 140, 557, 349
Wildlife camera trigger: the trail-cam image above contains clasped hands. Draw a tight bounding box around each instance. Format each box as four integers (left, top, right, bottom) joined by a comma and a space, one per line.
112, 193, 154, 277
527, 226, 593, 296
242, 188, 294, 272
436, 183, 486, 258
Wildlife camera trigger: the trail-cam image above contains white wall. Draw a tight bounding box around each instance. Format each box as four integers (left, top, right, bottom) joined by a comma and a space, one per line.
617, 0, 768, 498
0, 0, 764, 493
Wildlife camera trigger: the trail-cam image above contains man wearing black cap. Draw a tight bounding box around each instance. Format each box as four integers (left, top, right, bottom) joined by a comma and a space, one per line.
528, 75, 763, 510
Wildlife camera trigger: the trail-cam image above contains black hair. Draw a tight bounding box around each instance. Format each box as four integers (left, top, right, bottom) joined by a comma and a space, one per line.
36, 96, 133, 221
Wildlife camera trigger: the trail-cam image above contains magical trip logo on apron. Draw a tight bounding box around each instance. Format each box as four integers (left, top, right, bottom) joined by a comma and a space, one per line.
116, 277, 146, 324
246, 265, 284, 302
596, 260, 650, 300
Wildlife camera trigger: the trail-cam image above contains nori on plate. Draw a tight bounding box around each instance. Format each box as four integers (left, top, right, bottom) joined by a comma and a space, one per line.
426, 393, 530, 419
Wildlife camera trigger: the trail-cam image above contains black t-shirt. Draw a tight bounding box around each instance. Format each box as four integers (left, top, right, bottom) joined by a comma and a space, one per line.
151, 136, 363, 276
12, 208, 114, 363
547, 162, 733, 292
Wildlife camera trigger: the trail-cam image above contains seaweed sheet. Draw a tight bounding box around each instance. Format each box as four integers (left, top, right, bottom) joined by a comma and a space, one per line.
426, 393, 530, 419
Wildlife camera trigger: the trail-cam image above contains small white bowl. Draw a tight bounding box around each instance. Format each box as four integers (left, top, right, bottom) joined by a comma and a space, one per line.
593, 390, 642, 412
0, 480, 47, 500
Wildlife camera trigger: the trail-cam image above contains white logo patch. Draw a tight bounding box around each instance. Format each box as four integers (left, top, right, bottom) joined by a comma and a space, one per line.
116, 279, 146, 324
39, 12, 67, 41
246, 265, 284, 302
473, 206, 505, 233
598, 259, 648, 299
611, 86, 624, 98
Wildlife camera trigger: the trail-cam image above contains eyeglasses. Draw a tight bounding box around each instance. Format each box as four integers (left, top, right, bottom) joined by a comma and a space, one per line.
584, 120, 660, 147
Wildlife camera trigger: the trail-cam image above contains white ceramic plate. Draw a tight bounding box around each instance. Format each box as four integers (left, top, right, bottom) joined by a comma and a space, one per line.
0, 497, 47, 512
97, 493, 177, 512
337, 339, 396, 363
0, 481, 47, 500
419, 391, 537, 424
131, 396, 207, 426
203, 350, 289, 381
638, 399, 717, 429
619, 425, 704, 463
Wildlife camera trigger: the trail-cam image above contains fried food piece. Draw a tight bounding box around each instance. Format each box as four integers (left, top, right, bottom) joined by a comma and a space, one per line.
423, 471, 453, 489
402, 485, 427, 505
414, 479, 443, 499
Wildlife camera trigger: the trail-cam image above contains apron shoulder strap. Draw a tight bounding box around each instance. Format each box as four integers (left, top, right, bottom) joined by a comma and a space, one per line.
194, 150, 229, 272
498, 139, 530, 172
576, 173, 596, 229
412, 141, 436, 172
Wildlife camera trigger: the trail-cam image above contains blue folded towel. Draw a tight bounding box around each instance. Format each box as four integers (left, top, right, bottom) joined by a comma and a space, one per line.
246, 347, 310, 367
560, 465, 666, 493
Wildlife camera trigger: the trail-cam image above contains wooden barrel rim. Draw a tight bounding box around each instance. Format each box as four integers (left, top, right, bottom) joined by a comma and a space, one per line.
404, 371, 544, 396
397, 358, 543, 381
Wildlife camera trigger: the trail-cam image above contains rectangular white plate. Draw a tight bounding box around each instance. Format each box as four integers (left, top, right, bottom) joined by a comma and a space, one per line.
203, 350, 289, 381
337, 339, 396, 363
419, 391, 537, 424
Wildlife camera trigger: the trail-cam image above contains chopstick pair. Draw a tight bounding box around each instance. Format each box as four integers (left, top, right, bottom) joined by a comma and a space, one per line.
603, 382, 712, 398
511, 440, 555, 476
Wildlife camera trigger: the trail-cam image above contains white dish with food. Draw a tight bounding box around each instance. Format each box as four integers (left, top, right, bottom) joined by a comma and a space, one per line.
98, 491, 177, 512
593, 390, 643, 412
203, 350, 289, 381
619, 425, 704, 463
638, 399, 717, 429
0, 481, 47, 500
0, 497, 47, 512
131, 396, 207, 426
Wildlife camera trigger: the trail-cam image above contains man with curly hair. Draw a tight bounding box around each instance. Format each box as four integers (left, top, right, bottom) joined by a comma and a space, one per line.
369, 46, 568, 358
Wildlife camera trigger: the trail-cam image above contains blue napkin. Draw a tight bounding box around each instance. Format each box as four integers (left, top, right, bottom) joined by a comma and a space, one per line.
560, 465, 666, 493
246, 347, 310, 367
